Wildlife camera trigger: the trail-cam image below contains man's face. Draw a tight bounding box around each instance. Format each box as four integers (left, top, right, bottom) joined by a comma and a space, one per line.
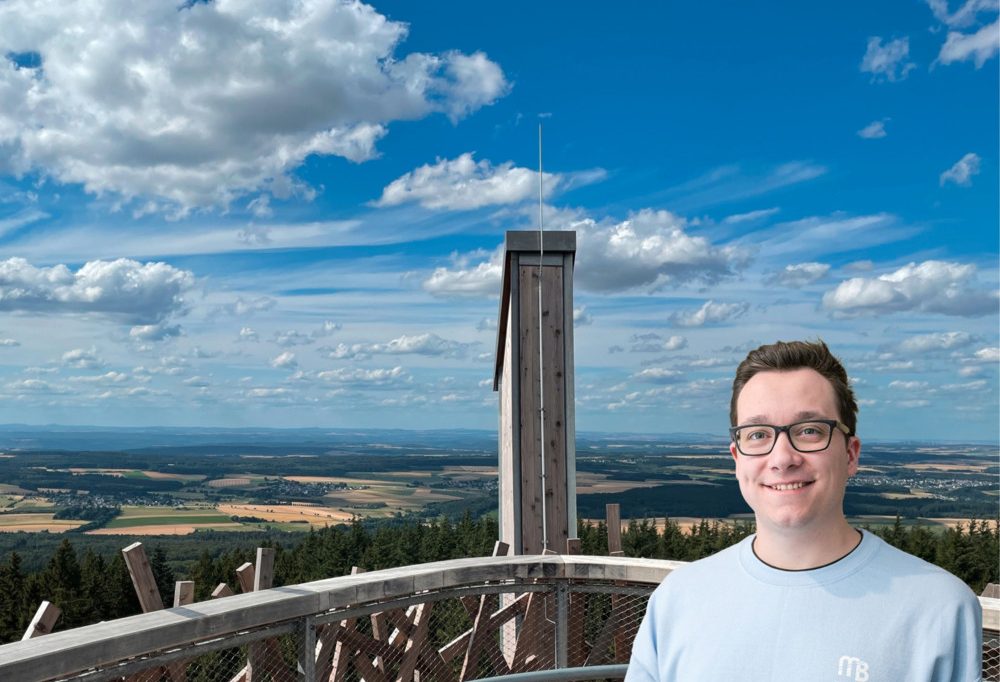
731, 368, 860, 535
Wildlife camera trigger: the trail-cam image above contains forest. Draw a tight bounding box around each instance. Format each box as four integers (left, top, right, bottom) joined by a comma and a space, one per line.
0, 514, 995, 645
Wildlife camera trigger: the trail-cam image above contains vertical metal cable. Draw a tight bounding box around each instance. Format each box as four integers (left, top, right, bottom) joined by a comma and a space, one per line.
538, 123, 548, 552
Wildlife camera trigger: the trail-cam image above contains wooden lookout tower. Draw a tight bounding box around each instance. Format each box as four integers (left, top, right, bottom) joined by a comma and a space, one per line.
493, 230, 577, 555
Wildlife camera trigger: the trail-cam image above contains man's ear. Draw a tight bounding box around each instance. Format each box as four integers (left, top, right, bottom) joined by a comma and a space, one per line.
730, 441, 739, 463
846, 436, 861, 476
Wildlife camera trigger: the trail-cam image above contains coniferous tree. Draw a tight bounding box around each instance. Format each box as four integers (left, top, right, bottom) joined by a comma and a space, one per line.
148, 545, 175, 606
41, 538, 82, 629
0, 552, 27, 643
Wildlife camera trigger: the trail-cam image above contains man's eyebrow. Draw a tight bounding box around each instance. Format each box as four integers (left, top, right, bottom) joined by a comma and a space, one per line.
738, 411, 830, 425
793, 410, 829, 420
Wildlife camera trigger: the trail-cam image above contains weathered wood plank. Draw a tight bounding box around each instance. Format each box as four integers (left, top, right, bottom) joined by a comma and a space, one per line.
122, 542, 164, 613
174, 581, 195, 608
606, 504, 623, 556
397, 602, 428, 682
22, 601, 61, 640
541, 263, 567, 554
236, 562, 255, 594
212, 583, 235, 599
254, 548, 275, 591
519, 263, 542, 556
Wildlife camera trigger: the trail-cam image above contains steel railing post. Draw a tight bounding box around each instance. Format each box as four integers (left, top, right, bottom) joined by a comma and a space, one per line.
555, 582, 568, 669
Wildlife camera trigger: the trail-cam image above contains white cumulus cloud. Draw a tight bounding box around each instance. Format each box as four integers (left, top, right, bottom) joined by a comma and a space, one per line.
898, 331, 975, 353
938, 19, 1000, 67
575, 210, 742, 292
422, 209, 743, 296
271, 352, 297, 369
861, 36, 917, 82
633, 367, 683, 384
62, 348, 105, 370
0, 0, 508, 214
317, 366, 409, 386
765, 262, 830, 288
927, 0, 999, 28
857, 119, 889, 139
939, 152, 982, 186
129, 323, 181, 342
0, 258, 193, 323
670, 300, 750, 327
423, 247, 504, 297
375, 153, 582, 210
822, 260, 998, 317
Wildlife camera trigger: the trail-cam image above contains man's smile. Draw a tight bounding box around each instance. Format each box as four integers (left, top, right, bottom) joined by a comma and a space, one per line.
763, 480, 814, 491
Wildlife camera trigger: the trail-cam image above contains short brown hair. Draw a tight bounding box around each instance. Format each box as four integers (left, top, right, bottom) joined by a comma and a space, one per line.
730, 340, 858, 435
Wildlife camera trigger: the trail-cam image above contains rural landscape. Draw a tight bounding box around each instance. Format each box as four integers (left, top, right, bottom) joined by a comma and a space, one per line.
0, 426, 995, 540
0, 425, 995, 647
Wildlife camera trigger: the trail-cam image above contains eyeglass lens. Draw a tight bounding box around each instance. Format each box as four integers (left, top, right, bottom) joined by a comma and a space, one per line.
736, 421, 833, 455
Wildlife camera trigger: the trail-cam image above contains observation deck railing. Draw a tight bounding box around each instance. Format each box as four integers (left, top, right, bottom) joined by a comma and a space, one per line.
0, 554, 996, 681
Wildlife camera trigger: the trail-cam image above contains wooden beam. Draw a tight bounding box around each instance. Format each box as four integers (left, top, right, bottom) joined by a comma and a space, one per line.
235, 562, 255, 594
253, 548, 275, 591
396, 602, 428, 682
606, 504, 624, 556
122, 542, 164, 613
331, 567, 364, 682
211, 583, 234, 599
173, 581, 195, 608
22, 601, 61, 640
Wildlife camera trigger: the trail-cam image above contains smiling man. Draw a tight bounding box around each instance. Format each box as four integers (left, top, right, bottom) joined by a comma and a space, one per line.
626, 340, 982, 681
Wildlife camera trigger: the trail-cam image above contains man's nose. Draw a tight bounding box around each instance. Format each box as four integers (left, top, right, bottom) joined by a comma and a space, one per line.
768, 430, 802, 468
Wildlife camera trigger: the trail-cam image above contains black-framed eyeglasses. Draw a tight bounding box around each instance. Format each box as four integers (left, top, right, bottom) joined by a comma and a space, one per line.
729, 419, 851, 456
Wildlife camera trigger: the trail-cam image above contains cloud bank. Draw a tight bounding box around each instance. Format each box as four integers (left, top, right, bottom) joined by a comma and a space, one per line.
0, 0, 508, 214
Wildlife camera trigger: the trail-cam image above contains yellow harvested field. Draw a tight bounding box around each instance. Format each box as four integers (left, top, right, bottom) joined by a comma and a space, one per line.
442, 465, 496, 474
324, 485, 461, 508
144, 471, 206, 481
207, 478, 252, 488
881, 488, 936, 500
218, 503, 356, 525
283, 475, 384, 485
903, 463, 991, 472
87, 523, 244, 535
0, 513, 85, 533
575, 473, 662, 494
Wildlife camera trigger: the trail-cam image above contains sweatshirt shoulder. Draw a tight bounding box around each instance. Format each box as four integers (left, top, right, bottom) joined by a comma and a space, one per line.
652, 538, 746, 592
869, 535, 978, 602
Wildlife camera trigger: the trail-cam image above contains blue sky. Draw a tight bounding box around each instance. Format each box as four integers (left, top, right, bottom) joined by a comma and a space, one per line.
0, 0, 996, 440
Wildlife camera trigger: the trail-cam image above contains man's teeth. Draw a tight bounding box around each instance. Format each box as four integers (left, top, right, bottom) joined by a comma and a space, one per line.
771, 482, 806, 491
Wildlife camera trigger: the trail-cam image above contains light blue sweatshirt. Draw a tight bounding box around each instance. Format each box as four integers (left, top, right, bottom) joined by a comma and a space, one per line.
626, 530, 982, 681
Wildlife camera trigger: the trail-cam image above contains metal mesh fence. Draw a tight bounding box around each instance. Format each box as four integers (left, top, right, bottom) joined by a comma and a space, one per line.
45, 583, 999, 682
985, 633, 999, 682
51, 580, 648, 682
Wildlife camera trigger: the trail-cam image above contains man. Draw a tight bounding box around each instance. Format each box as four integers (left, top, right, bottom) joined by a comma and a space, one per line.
627, 340, 982, 681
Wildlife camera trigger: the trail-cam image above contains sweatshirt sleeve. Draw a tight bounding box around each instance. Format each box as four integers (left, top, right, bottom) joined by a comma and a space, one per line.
946, 589, 983, 682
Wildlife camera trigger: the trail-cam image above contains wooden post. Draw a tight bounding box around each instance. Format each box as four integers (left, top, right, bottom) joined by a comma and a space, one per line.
606, 504, 624, 556
236, 562, 255, 593
121, 542, 185, 682
122, 542, 164, 612
173, 581, 195, 608
212, 583, 235, 599
22, 601, 61, 640
494, 231, 577, 556
253, 548, 275, 591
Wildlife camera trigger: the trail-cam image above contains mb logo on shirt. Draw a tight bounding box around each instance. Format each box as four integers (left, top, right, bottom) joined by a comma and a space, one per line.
837, 655, 870, 681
